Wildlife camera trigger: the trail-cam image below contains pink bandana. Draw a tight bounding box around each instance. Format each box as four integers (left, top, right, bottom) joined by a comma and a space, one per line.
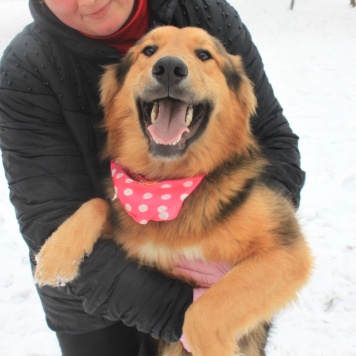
110, 160, 205, 224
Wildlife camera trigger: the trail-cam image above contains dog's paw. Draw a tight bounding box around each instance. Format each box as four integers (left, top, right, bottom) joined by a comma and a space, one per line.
34, 253, 81, 287
34, 235, 84, 287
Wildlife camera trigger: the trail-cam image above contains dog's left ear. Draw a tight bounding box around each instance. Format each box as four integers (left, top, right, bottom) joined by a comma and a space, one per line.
225, 55, 257, 119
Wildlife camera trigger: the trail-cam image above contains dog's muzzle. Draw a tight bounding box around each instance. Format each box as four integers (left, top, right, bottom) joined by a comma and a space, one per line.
137, 56, 212, 159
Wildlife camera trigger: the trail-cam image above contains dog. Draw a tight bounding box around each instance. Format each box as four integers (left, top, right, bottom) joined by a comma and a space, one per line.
34, 26, 312, 356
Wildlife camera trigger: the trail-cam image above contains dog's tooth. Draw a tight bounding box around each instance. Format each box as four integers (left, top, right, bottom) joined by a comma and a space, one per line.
185, 105, 193, 126
170, 135, 182, 146
153, 135, 182, 146
151, 102, 159, 124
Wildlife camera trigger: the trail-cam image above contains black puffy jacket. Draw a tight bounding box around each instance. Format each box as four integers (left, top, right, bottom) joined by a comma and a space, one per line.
0, 0, 305, 341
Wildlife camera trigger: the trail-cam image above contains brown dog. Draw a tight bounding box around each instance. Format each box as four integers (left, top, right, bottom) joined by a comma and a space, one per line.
35, 26, 312, 356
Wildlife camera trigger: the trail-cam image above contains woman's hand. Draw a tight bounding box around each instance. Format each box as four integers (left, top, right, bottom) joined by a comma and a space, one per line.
172, 257, 232, 287
172, 257, 233, 352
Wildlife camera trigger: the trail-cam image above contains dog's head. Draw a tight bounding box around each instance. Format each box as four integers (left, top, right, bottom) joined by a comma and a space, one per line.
101, 26, 257, 179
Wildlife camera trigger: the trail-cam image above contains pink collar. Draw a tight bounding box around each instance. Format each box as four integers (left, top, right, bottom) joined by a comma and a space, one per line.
110, 160, 205, 224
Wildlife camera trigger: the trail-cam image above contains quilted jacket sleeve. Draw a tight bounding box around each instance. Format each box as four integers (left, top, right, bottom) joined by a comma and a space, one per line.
70, 239, 192, 341
226, 17, 306, 207
0, 31, 192, 342
172, 0, 306, 207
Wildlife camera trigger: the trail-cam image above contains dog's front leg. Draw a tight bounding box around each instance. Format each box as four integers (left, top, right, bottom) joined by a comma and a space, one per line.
182, 243, 312, 356
35, 198, 111, 287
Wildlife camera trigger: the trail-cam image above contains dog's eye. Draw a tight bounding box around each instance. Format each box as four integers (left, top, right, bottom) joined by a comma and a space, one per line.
195, 50, 213, 62
142, 45, 157, 57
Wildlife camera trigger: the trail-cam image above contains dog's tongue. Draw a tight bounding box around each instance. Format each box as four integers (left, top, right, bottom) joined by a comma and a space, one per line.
147, 99, 190, 145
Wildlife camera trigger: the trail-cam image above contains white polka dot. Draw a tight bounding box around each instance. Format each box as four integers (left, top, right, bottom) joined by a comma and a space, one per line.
111, 169, 117, 176
183, 181, 193, 187
157, 206, 167, 213
139, 220, 148, 225
125, 178, 133, 183
139, 204, 148, 212
125, 204, 132, 211
143, 193, 153, 199
159, 211, 169, 220
161, 184, 172, 188
124, 188, 133, 196
180, 193, 188, 201
116, 173, 124, 179
161, 194, 171, 200
112, 187, 118, 201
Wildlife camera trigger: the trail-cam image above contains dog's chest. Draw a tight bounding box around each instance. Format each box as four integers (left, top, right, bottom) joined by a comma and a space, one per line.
116, 226, 206, 270
137, 241, 204, 266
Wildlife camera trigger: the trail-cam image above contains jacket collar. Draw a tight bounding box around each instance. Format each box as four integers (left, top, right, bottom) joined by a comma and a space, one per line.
28, 0, 178, 61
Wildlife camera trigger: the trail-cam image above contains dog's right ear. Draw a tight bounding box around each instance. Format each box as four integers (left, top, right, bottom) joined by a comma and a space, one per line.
100, 64, 120, 111
100, 54, 133, 110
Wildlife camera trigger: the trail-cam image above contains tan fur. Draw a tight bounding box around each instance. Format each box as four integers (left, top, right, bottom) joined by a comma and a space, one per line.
35, 27, 312, 355
35, 198, 111, 286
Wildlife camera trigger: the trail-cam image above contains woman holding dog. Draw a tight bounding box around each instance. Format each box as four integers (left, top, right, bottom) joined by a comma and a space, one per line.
0, 0, 305, 355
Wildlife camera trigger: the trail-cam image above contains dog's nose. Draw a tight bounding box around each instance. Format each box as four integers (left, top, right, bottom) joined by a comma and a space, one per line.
152, 56, 188, 87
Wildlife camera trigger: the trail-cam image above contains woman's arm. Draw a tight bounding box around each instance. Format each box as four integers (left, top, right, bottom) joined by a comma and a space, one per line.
226, 18, 306, 207
71, 239, 192, 341
0, 31, 192, 342
171, 0, 306, 207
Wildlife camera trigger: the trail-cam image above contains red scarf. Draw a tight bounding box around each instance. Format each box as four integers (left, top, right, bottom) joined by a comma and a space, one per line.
83, 0, 149, 55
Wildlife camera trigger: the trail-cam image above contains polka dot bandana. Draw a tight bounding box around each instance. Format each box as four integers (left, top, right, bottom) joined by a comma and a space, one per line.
110, 160, 205, 224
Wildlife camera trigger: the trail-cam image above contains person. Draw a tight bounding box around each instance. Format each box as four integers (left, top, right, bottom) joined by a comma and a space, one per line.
0, 0, 306, 355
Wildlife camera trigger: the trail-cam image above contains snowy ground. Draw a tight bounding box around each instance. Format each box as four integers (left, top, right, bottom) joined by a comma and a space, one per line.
0, 0, 355, 355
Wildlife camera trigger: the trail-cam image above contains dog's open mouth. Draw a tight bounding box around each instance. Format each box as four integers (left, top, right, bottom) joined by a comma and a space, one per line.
139, 98, 210, 158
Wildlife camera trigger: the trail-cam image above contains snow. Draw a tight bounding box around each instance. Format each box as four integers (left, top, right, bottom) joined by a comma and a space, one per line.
0, 0, 355, 355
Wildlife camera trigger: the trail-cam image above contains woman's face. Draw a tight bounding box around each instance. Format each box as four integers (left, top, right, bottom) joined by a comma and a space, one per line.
43, 0, 136, 36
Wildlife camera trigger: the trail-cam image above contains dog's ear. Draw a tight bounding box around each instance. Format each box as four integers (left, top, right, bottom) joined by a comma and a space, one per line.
224, 55, 257, 119
100, 54, 133, 110
100, 64, 120, 111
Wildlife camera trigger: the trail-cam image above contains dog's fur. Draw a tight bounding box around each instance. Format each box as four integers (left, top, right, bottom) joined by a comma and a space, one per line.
35, 27, 312, 356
